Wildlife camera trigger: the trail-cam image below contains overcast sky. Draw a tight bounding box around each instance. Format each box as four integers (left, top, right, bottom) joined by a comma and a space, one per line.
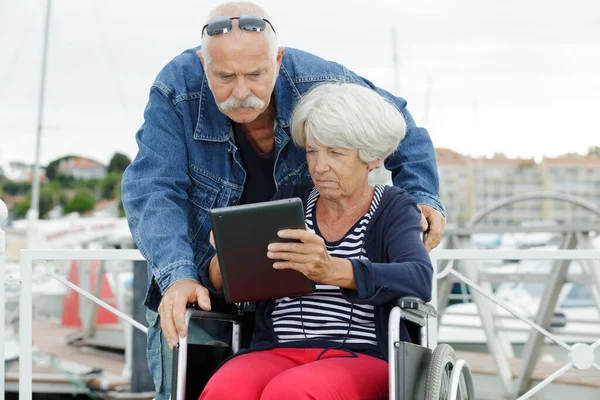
1, 0, 599, 168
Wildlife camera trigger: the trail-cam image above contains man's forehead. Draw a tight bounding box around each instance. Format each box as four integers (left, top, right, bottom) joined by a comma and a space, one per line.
207, 36, 272, 65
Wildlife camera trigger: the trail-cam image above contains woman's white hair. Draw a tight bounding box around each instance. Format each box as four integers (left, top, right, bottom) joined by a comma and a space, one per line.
200, 1, 278, 65
291, 83, 407, 165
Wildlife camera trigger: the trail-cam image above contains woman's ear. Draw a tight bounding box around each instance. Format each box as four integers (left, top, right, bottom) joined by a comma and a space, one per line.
368, 159, 381, 171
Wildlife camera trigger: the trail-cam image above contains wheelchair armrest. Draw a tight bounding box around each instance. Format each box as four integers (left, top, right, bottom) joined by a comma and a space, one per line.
395, 296, 437, 318
392, 297, 437, 327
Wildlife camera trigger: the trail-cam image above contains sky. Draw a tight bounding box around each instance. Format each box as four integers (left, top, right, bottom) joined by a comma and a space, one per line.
1, 0, 599, 169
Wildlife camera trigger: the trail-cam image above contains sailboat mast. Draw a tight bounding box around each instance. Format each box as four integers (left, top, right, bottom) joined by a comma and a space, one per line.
30, 0, 52, 223
391, 26, 400, 95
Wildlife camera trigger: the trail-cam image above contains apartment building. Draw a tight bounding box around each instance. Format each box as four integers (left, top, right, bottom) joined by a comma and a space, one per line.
540, 154, 600, 223
437, 148, 600, 225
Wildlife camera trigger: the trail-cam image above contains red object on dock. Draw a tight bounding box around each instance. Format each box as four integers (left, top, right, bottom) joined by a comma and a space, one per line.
61, 260, 119, 327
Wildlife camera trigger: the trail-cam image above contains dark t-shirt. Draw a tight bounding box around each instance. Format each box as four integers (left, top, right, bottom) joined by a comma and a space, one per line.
233, 122, 276, 205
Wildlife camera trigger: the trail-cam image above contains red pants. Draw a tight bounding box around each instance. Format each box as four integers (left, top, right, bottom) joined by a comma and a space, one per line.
200, 348, 388, 400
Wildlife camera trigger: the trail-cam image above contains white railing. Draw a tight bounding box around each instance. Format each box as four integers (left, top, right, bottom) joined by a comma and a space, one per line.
1, 200, 7, 400
16, 249, 146, 400
431, 249, 600, 400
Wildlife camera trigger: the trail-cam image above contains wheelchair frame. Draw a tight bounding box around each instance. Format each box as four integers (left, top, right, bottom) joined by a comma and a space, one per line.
172, 297, 475, 400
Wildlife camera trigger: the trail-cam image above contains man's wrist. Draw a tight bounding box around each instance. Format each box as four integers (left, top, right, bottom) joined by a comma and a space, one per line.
413, 193, 446, 217
156, 261, 199, 294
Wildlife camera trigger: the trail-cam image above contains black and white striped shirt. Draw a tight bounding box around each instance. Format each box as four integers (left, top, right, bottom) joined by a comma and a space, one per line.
271, 185, 386, 350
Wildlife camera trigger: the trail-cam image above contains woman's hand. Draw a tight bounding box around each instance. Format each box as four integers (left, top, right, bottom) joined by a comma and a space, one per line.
267, 229, 356, 289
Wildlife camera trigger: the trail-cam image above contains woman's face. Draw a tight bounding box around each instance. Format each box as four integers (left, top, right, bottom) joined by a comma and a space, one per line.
306, 139, 379, 202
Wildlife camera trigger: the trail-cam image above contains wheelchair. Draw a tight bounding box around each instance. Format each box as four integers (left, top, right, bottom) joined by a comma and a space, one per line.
171, 297, 475, 400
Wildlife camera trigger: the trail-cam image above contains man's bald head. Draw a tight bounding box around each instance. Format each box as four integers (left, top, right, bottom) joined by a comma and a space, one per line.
200, 1, 278, 66
206, 1, 271, 22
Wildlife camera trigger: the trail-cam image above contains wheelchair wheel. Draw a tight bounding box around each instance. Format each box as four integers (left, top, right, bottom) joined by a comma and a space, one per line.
424, 344, 459, 400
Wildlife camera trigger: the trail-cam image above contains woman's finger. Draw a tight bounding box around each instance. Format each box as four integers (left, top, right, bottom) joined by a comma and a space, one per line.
268, 242, 322, 255
277, 229, 321, 243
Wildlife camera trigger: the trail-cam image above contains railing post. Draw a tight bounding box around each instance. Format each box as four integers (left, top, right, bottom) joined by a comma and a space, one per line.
0, 199, 8, 400
19, 250, 33, 400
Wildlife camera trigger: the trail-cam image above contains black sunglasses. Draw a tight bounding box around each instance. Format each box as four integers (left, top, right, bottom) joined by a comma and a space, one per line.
202, 13, 276, 37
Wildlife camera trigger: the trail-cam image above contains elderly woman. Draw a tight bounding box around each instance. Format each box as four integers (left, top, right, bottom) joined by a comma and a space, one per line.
200, 82, 433, 400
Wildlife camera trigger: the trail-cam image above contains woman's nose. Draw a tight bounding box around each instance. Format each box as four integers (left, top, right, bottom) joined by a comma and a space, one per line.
314, 155, 330, 173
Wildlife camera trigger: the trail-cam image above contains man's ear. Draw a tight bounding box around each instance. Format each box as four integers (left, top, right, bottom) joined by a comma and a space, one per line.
275, 47, 285, 71
196, 50, 205, 67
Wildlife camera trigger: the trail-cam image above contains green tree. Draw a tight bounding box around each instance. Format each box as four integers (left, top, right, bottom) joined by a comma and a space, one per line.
0, 168, 5, 198
3, 181, 30, 196
46, 155, 76, 181
58, 191, 70, 208
101, 172, 122, 199
13, 199, 31, 219
39, 186, 56, 218
108, 153, 131, 174
64, 189, 95, 214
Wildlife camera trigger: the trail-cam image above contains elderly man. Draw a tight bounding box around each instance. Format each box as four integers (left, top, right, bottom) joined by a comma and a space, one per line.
121, 1, 445, 397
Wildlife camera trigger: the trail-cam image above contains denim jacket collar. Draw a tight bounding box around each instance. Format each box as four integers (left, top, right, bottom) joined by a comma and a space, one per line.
194, 63, 301, 142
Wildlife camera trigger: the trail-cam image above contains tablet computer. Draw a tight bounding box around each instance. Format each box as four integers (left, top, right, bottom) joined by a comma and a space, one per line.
208, 198, 316, 303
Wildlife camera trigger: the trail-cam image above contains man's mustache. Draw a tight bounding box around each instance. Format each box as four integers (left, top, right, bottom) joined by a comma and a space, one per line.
220, 95, 265, 112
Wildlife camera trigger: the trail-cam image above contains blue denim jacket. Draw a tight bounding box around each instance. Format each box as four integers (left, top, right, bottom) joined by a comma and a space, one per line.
121, 46, 443, 311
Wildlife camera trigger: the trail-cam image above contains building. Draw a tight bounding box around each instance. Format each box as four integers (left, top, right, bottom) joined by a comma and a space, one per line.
437, 149, 600, 225
58, 157, 107, 180
435, 148, 474, 223
540, 154, 600, 223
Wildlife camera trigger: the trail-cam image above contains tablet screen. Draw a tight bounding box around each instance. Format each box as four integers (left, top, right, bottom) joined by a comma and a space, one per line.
208, 198, 316, 303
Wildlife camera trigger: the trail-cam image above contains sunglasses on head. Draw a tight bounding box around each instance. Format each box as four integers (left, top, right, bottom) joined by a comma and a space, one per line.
202, 13, 276, 37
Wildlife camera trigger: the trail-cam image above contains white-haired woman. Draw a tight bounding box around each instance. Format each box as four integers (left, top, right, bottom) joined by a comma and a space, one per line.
200, 83, 433, 400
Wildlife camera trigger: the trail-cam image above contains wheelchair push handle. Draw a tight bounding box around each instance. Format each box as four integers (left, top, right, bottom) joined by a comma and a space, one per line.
184, 303, 243, 328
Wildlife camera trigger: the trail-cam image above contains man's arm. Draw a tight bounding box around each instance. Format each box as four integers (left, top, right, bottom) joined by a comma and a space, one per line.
345, 70, 446, 250
121, 85, 211, 346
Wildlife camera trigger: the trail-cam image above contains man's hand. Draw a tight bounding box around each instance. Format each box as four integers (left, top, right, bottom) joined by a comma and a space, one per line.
417, 204, 446, 252
157, 279, 211, 349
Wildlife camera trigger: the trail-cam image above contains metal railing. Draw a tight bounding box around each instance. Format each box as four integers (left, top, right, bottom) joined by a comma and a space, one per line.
15, 249, 146, 400
1, 200, 7, 400
431, 249, 600, 400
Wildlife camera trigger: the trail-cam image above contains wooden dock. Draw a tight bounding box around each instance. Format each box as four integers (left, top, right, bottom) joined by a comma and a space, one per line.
456, 350, 600, 388
5, 319, 132, 394
6, 319, 600, 397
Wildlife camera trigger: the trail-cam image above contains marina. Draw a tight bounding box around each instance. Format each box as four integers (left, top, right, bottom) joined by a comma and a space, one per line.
2, 0, 599, 398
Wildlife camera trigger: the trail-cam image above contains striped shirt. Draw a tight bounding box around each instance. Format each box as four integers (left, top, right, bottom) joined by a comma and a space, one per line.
271, 184, 386, 351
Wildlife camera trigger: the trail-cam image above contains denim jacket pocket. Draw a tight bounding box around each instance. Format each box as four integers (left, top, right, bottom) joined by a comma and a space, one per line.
187, 179, 219, 244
